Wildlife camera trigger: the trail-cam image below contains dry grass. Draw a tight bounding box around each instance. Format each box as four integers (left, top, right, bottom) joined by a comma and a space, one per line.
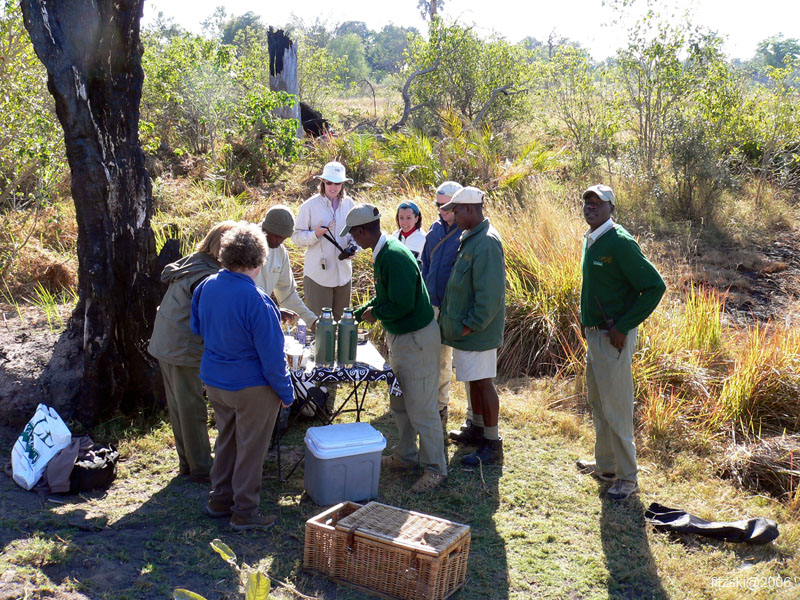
724, 435, 800, 503
2, 374, 798, 599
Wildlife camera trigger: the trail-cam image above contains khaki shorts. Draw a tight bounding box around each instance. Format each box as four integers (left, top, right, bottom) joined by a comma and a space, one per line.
453, 348, 497, 382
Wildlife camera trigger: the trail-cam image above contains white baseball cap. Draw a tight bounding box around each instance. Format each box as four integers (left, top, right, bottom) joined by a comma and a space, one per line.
582, 184, 615, 206
435, 181, 463, 198
440, 186, 484, 211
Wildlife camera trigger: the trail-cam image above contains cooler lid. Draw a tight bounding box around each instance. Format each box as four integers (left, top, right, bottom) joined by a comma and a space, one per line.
306, 422, 384, 450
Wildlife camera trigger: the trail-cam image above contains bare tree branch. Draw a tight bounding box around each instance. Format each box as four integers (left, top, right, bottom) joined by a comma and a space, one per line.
471, 85, 530, 128
358, 79, 377, 119
390, 59, 441, 132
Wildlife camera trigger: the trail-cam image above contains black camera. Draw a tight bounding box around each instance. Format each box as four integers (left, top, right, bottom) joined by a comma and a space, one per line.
338, 243, 357, 260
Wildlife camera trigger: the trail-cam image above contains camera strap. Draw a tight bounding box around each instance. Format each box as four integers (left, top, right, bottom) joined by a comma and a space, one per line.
321, 229, 346, 253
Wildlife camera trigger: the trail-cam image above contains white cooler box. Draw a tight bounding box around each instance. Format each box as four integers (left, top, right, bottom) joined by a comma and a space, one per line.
304, 422, 386, 506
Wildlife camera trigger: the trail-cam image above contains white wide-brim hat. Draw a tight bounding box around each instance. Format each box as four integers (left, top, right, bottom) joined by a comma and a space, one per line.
314, 161, 353, 184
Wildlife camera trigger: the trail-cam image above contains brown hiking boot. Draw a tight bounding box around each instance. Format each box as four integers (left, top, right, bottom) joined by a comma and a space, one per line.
410, 470, 446, 493
381, 454, 417, 472
230, 513, 277, 531
448, 422, 484, 445
205, 499, 232, 518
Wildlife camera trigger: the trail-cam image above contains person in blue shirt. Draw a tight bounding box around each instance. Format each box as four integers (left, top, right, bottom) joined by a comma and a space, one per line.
191, 222, 294, 531
420, 181, 473, 435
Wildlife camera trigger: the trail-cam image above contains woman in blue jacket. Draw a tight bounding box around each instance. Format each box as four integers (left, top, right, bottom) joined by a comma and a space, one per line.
191, 222, 294, 531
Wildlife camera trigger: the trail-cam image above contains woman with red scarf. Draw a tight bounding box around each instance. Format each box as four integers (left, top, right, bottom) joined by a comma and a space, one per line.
391, 201, 426, 267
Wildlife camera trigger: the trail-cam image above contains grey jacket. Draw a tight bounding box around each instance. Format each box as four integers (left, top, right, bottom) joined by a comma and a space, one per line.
147, 252, 220, 367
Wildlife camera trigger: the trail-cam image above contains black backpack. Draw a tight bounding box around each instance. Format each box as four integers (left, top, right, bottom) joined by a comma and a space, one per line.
68, 442, 119, 493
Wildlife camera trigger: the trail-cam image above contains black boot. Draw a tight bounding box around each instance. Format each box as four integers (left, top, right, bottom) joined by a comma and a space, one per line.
461, 437, 503, 466
448, 422, 484, 445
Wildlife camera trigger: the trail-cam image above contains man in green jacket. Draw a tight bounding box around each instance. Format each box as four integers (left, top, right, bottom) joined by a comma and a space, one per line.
341, 204, 447, 493
439, 187, 506, 466
577, 184, 666, 500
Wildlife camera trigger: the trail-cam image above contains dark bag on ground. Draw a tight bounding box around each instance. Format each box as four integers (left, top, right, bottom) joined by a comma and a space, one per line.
645, 502, 779, 545
69, 441, 119, 493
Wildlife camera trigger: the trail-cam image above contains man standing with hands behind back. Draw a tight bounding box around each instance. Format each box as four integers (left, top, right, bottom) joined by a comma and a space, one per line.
577, 184, 665, 500
438, 187, 506, 466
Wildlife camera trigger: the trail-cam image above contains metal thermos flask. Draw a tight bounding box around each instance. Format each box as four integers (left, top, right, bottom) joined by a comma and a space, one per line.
337, 308, 358, 367
315, 308, 336, 367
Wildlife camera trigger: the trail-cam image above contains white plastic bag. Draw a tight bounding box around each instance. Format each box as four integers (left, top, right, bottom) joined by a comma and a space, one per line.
11, 404, 72, 490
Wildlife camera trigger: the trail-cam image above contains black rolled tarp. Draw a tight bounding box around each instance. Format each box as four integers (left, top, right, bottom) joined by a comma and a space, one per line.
645, 502, 779, 545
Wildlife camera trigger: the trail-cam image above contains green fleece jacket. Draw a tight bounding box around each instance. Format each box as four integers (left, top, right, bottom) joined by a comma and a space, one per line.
439, 218, 506, 351
580, 224, 666, 334
355, 237, 434, 335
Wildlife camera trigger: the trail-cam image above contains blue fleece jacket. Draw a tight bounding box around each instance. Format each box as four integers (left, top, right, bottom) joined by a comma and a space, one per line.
421, 217, 462, 307
190, 269, 293, 405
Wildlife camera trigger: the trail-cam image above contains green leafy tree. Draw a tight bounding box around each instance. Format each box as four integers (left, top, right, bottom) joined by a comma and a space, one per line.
615, 12, 719, 176
327, 33, 370, 86
368, 25, 419, 78
0, 1, 64, 209
141, 33, 239, 156
543, 46, 622, 172
746, 60, 800, 204
140, 27, 300, 183
756, 34, 800, 70
404, 20, 533, 132
335, 21, 371, 43
220, 11, 268, 47
297, 41, 346, 111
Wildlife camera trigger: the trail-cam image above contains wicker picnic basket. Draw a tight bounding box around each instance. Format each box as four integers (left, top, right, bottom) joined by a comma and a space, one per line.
304, 501, 471, 600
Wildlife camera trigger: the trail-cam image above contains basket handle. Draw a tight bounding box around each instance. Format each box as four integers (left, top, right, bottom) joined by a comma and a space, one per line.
404, 551, 419, 582
346, 524, 359, 552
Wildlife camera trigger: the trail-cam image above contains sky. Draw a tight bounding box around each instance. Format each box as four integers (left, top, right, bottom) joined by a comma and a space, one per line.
143, 0, 800, 61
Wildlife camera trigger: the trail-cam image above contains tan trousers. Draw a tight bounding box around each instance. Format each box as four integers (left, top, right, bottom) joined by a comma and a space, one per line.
386, 319, 447, 475
159, 361, 212, 477
304, 276, 351, 405
206, 384, 282, 518
303, 276, 351, 321
432, 306, 471, 418
585, 327, 639, 482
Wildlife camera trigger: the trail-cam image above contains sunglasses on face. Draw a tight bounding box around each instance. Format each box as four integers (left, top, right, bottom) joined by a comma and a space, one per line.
322, 180, 342, 185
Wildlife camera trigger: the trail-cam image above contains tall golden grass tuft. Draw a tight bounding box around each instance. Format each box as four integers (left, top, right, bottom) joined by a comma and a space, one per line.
715, 323, 800, 437
492, 191, 583, 376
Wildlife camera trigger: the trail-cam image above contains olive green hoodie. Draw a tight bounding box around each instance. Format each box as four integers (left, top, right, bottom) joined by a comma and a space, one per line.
439, 218, 506, 351
147, 252, 220, 367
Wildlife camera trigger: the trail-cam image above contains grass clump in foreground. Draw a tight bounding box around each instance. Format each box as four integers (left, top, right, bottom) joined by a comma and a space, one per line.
1, 377, 798, 600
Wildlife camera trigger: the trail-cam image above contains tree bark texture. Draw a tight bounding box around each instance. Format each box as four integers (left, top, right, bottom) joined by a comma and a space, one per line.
20, 0, 161, 425
268, 28, 302, 138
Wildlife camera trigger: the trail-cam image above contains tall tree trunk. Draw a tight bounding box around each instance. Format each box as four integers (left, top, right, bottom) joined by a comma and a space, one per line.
20, 0, 161, 425
268, 28, 302, 138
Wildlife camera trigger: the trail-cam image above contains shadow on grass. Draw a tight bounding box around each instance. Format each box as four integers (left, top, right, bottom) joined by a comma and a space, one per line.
601, 494, 667, 600
0, 465, 238, 599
